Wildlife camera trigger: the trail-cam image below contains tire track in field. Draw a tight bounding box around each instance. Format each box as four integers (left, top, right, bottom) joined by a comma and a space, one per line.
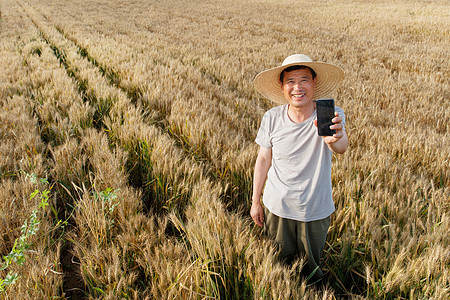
59, 29, 254, 211
0, 2, 68, 295
38, 11, 254, 211
16, 1, 189, 297
16, 0, 186, 205
16, 1, 196, 296
12, 1, 90, 298
36, 0, 264, 139
58, 23, 258, 143
16, 0, 260, 211
16, 0, 250, 215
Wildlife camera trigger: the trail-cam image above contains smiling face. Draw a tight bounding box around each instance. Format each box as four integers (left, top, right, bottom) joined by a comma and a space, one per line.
281, 67, 316, 110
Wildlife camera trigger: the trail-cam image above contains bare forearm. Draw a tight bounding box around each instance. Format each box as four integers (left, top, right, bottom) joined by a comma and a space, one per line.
252, 147, 272, 203
252, 168, 268, 204
327, 130, 348, 154
251, 147, 272, 226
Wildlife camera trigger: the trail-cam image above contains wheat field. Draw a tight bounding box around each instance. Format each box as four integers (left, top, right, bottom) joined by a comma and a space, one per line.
0, 0, 448, 299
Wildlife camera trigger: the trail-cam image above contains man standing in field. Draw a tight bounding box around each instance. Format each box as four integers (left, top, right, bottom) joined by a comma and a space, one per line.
251, 54, 348, 282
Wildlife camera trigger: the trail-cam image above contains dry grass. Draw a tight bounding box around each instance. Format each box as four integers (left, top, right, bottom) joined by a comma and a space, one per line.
1, 0, 448, 298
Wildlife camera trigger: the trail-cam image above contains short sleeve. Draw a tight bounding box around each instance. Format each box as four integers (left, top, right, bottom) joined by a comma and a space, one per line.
255, 113, 272, 149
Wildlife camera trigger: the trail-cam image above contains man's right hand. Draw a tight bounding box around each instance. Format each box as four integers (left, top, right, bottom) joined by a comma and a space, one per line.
250, 201, 264, 227
251, 146, 271, 227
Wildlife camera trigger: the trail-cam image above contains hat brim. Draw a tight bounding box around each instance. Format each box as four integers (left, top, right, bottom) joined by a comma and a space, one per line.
254, 61, 344, 104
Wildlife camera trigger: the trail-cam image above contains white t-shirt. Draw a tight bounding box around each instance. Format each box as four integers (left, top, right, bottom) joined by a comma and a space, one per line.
255, 104, 345, 222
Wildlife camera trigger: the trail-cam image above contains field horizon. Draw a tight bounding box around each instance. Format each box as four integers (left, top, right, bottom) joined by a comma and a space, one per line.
1, 0, 448, 299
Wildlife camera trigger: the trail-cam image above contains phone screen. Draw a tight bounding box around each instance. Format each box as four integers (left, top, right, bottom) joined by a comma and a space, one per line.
315, 99, 335, 136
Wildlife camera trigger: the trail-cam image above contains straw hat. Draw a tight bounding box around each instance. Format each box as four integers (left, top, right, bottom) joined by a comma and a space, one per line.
254, 54, 344, 104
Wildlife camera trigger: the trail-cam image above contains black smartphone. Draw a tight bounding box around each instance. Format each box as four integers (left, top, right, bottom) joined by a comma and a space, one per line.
315, 99, 335, 136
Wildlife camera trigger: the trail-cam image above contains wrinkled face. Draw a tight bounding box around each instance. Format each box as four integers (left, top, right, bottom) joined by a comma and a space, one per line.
281, 68, 316, 109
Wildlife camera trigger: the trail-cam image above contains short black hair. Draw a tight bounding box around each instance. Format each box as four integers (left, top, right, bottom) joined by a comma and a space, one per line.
279, 65, 317, 83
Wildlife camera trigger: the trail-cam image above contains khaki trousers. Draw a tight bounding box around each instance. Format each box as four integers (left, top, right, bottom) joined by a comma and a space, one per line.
263, 207, 330, 281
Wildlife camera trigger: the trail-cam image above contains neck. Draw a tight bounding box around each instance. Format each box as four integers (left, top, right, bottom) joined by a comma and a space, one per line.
287, 104, 315, 123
